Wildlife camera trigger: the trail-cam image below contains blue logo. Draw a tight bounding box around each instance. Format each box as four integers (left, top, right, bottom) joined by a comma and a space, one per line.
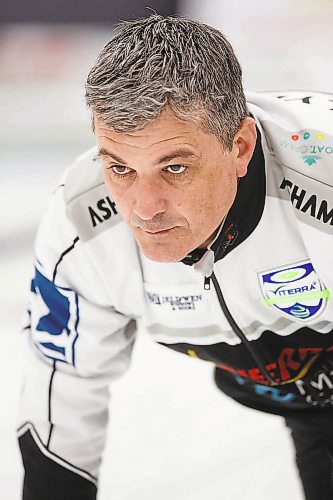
302, 155, 322, 166
234, 375, 295, 403
30, 268, 79, 365
259, 260, 329, 321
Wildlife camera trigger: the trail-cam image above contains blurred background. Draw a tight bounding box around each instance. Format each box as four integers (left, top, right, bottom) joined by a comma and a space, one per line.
1, 1, 332, 498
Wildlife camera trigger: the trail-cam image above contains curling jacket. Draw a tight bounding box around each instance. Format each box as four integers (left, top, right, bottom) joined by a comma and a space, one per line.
18, 91, 333, 499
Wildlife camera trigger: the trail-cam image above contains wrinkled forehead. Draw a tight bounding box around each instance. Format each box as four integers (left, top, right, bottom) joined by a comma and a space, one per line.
93, 106, 217, 154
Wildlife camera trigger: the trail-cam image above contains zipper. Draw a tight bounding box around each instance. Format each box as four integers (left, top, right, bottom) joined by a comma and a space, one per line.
204, 276, 211, 290
210, 272, 279, 387
200, 220, 278, 386
201, 223, 237, 291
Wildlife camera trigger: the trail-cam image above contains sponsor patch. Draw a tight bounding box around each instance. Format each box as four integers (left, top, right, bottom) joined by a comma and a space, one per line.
144, 282, 206, 315
66, 183, 122, 241
258, 260, 329, 321
147, 291, 202, 311
279, 178, 333, 226
30, 268, 79, 365
280, 129, 333, 166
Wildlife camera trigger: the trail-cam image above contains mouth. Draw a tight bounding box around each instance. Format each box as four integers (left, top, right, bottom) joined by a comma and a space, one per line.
141, 227, 176, 235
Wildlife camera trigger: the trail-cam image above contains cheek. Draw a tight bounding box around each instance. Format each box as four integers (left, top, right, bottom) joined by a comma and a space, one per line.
185, 175, 235, 227
176, 193, 212, 226
211, 170, 236, 205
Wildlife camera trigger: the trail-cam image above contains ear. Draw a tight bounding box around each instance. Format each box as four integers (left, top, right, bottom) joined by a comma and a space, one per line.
232, 117, 257, 178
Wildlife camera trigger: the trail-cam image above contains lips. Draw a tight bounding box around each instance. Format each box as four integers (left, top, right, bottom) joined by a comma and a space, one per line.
142, 227, 174, 234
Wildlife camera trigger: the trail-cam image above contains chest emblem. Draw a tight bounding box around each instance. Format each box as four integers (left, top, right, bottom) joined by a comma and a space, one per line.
258, 260, 329, 321
146, 291, 202, 311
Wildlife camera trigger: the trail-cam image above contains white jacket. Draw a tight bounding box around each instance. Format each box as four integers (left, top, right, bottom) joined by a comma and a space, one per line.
18, 91, 333, 498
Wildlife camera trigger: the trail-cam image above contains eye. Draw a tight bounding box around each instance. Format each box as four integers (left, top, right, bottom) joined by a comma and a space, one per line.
109, 165, 132, 175
164, 164, 187, 174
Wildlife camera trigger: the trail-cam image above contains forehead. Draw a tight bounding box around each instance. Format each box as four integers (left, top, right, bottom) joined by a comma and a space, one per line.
94, 107, 212, 152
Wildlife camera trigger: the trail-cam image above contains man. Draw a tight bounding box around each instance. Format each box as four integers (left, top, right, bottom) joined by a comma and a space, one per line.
18, 14, 333, 500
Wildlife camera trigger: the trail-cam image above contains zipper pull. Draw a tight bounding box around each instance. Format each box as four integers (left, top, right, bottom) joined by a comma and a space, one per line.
204, 275, 211, 290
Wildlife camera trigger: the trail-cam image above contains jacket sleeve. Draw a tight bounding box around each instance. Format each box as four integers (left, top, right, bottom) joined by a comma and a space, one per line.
18, 186, 137, 500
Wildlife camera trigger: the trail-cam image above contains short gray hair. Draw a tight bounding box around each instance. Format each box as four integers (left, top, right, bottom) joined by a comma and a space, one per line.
86, 15, 248, 150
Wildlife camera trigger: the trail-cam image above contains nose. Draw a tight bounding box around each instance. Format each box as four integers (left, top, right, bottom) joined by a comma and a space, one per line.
132, 175, 167, 221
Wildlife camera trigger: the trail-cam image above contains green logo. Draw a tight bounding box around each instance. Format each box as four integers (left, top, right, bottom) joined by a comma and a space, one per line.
278, 270, 299, 281
263, 288, 331, 306
290, 305, 310, 319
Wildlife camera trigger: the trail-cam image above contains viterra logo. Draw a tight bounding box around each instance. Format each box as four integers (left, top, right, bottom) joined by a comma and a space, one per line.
259, 261, 329, 321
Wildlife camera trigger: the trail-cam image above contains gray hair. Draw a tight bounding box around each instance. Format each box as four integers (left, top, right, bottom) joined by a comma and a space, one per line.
86, 15, 248, 150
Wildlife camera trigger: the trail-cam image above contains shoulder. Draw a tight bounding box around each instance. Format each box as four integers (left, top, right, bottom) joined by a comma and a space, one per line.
246, 91, 333, 185
62, 147, 123, 242
246, 91, 333, 235
246, 90, 333, 125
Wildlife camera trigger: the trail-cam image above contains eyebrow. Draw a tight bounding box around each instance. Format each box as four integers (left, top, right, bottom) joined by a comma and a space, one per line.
98, 147, 198, 165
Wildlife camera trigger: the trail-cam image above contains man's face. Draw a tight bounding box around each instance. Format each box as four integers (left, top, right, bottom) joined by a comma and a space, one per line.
95, 107, 256, 262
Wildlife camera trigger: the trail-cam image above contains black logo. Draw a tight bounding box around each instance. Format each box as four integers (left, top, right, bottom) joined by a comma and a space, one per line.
280, 178, 333, 226
88, 196, 118, 227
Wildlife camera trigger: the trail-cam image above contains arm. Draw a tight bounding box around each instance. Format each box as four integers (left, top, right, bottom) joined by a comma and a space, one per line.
18, 186, 136, 500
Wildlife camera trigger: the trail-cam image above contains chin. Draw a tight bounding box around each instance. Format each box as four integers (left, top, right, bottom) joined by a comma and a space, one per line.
138, 242, 188, 263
